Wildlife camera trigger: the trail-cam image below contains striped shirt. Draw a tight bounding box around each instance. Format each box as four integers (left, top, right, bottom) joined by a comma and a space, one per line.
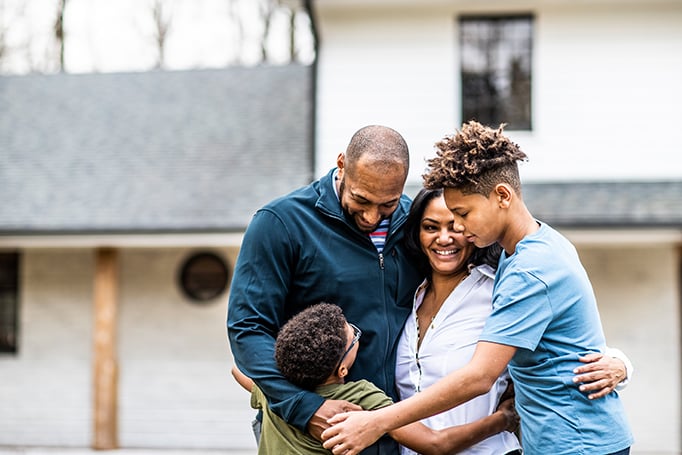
332, 169, 391, 253
369, 218, 390, 253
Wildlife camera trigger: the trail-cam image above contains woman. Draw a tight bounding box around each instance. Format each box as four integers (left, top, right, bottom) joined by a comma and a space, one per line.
396, 188, 521, 454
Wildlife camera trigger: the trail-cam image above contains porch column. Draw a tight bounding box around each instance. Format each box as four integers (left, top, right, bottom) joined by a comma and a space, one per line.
92, 247, 119, 449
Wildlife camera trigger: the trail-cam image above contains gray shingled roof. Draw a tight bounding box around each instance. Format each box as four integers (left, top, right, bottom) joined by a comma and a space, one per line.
523, 180, 682, 228
2, 67, 680, 235
406, 180, 682, 229
0, 65, 313, 234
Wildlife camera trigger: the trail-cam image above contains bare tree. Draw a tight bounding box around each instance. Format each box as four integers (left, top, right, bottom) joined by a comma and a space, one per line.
0, 0, 39, 74
151, 0, 172, 69
257, 0, 277, 62
277, 0, 317, 64
54, 0, 66, 72
0, 1, 9, 68
225, 0, 244, 65
252, 0, 315, 64
1, 0, 316, 74
287, 5, 296, 61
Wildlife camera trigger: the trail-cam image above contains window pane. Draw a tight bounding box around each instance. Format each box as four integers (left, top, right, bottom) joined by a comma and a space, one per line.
460, 15, 533, 130
0, 252, 19, 353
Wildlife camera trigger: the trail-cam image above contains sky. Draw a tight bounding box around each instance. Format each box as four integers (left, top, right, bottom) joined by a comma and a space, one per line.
0, 0, 314, 74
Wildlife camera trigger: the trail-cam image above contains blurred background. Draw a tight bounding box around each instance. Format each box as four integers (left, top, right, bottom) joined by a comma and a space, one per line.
0, 0, 680, 453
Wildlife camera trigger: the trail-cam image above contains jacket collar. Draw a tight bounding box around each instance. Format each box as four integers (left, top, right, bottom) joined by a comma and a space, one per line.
316, 168, 344, 219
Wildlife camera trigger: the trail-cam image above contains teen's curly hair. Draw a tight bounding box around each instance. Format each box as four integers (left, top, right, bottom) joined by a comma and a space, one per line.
423, 121, 528, 196
275, 303, 348, 390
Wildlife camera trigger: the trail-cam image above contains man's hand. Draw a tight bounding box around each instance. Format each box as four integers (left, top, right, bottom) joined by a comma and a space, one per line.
307, 399, 362, 441
573, 353, 626, 400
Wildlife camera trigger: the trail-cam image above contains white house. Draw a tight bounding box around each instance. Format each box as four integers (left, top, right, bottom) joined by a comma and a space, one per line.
314, 1, 682, 453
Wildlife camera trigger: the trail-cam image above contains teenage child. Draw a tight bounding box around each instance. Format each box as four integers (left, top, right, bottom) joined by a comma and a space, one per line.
232, 302, 519, 455
321, 121, 634, 455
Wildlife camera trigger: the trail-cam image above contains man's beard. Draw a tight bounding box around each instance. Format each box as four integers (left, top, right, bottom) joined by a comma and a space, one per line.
339, 178, 374, 232
338, 179, 356, 226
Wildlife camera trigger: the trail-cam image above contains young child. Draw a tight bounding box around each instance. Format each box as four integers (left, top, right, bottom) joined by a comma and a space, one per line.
232, 302, 518, 455
322, 121, 634, 455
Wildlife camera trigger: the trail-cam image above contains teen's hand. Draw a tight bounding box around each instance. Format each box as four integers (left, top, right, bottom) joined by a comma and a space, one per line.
573, 353, 626, 400
322, 410, 384, 455
307, 400, 362, 441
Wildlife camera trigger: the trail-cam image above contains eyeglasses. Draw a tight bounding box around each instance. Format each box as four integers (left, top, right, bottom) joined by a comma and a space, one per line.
335, 323, 362, 372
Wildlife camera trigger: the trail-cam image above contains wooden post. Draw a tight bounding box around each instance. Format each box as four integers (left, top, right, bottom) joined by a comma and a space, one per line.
92, 248, 119, 449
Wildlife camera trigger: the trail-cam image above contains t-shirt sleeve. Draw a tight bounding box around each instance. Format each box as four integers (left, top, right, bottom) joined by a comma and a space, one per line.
353, 380, 395, 411
480, 269, 552, 351
329, 380, 394, 411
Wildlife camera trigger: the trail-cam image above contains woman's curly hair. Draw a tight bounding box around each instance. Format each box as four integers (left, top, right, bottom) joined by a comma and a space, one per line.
423, 121, 528, 196
275, 303, 348, 390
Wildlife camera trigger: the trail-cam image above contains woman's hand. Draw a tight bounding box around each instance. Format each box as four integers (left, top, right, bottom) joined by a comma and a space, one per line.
321, 410, 385, 455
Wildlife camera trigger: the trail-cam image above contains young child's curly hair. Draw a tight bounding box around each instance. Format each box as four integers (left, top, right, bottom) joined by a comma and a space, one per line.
423, 121, 528, 196
275, 303, 348, 390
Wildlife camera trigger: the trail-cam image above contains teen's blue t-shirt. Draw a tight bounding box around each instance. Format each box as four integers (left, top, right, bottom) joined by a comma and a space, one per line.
480, 222, 633, 455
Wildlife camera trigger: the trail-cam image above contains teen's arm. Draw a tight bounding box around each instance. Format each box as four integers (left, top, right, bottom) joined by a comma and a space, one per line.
388, 395, 518, 455
322, 341, 517, 455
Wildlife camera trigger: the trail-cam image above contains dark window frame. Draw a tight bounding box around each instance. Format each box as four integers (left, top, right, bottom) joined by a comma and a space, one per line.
0, 252, 20, 354
459, 14, 533, 130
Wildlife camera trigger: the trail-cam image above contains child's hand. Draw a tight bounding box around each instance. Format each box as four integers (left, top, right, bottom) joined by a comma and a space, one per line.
230, 366, 254, 392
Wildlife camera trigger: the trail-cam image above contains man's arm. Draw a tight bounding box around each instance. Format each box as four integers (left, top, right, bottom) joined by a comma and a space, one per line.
227, 209, 323, 431
322, 341, 517, 455
606, 346, 634, 389
230, 364, 361, 440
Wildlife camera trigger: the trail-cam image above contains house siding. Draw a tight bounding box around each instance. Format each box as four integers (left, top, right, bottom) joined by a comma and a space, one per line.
0, 248, 256, 451
578, 244, 680, 453
315, 1, 682, 183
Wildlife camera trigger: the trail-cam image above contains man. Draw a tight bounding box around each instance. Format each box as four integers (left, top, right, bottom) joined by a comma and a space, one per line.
227, 125, 422, 454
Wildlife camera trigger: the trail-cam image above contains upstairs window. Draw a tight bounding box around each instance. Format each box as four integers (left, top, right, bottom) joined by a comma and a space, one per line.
0, 252, 19, 354
459, 15, 533, 130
